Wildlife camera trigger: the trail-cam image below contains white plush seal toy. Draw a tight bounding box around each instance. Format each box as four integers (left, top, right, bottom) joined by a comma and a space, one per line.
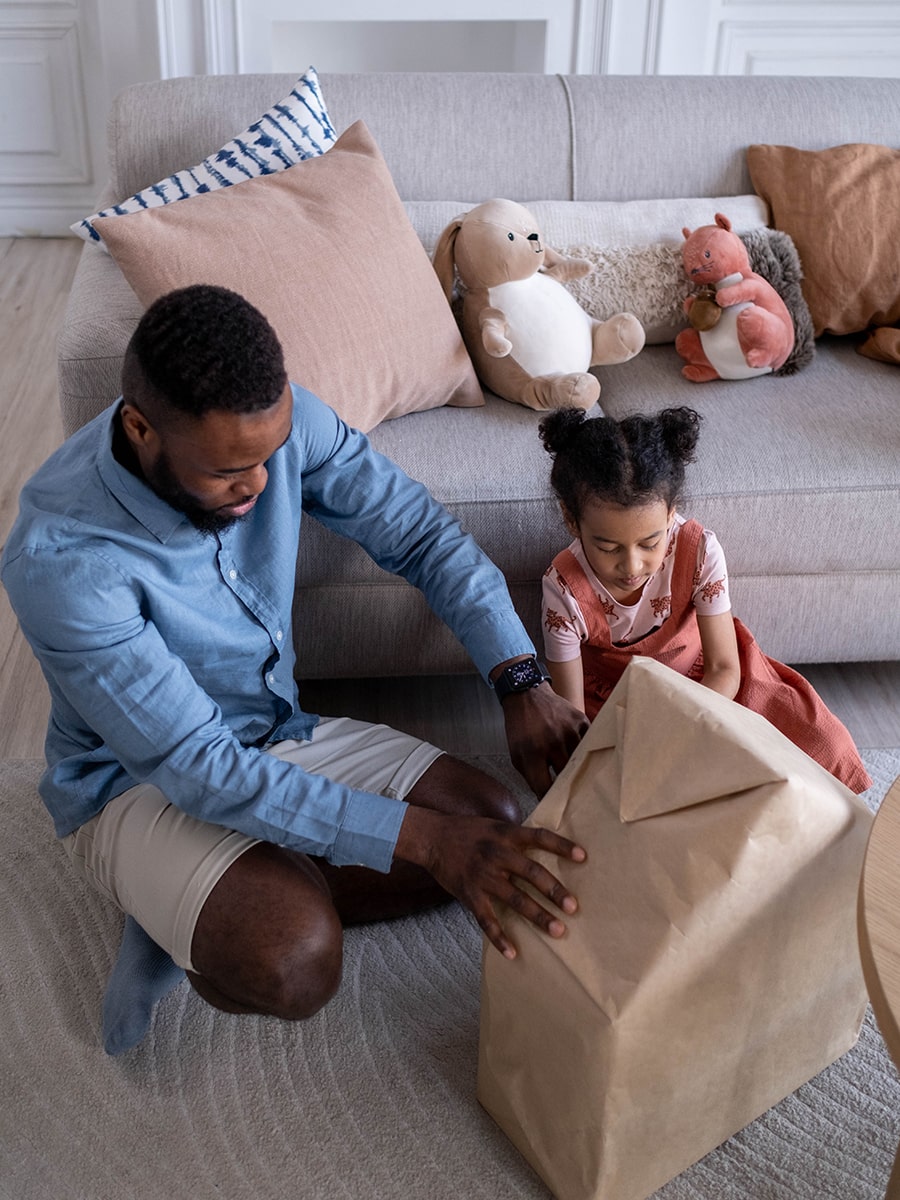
432, 198, 645, 412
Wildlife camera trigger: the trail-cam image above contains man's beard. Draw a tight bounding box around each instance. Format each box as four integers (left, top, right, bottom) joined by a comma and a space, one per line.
146, 451, 250, 537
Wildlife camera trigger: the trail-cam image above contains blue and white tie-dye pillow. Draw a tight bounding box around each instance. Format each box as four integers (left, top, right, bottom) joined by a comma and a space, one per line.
72, 66, 335, 246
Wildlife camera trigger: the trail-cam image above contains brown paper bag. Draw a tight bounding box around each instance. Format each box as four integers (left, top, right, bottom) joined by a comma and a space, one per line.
477, 657, 872, 1200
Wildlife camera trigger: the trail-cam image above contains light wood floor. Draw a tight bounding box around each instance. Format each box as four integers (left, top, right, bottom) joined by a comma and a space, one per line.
1, 236, 899, 760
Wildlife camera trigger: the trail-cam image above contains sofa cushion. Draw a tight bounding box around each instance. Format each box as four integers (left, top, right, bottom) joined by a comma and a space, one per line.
747, 142, 900, 338
72, 68, 335, 246
293, 336, 900, 672
93, 121, 483, 433
407, 196, 770, 343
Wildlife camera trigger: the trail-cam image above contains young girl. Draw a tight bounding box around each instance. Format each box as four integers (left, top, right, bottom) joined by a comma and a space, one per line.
539, 405, 872, 794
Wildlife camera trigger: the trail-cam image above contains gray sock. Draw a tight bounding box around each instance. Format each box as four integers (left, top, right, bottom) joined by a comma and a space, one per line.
102, 915, 185, 1055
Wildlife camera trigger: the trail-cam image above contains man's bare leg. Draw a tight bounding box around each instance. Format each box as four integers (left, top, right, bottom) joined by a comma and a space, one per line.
315, 753, 521, 922
187, 754, 522, 1018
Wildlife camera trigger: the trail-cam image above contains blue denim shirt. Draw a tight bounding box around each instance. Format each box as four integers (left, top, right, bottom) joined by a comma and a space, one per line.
2, 385, 533, 872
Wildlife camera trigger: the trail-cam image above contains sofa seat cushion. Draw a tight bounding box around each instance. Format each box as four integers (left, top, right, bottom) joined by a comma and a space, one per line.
294, 337, 899, 672
305, 336, 897, 581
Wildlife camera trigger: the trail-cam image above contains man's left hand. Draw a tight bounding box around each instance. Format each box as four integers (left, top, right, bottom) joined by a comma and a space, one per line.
501, 682, 589, 797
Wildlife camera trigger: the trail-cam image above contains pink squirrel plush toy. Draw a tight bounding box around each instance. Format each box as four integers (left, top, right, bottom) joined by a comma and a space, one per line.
675, 213, 795, 382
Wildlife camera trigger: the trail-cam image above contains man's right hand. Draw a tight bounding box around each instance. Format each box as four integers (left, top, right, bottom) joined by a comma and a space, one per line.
393, 805, 586, 959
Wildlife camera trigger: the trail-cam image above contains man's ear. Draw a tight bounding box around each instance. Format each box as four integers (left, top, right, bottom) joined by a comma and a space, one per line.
120, 402, 159, 452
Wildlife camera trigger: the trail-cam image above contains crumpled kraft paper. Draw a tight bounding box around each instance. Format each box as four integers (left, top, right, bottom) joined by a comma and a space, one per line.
477, 657, 873, 1200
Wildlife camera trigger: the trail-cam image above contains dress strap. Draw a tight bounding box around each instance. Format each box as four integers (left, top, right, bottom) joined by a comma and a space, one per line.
551, 547, 612, 646
669, 518, 705, 616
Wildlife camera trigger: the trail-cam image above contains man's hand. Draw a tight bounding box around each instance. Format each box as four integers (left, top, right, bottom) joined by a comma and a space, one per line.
501, 682, 589, 797
394, 805, 586, 959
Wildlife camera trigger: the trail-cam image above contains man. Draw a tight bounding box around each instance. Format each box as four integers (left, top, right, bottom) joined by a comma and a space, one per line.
2, 284, 588, 1054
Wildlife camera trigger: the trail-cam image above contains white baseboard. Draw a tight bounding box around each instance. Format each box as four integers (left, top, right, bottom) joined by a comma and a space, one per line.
0, 205, 87, 239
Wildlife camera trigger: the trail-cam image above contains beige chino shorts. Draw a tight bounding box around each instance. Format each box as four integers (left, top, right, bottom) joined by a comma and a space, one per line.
62, 716, 442, 970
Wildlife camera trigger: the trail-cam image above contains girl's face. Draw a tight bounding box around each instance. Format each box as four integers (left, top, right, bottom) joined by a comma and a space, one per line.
565, 496, 675, 605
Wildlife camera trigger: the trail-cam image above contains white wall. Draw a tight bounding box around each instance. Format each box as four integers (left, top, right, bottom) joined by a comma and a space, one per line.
0, 0, 160, 236
2, 0, 899, 236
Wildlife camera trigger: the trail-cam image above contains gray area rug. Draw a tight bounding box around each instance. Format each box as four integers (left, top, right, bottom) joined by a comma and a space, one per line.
2, 750, 899, 1200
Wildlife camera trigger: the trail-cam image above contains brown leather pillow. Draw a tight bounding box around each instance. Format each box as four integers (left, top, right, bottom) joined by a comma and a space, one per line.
747, 142, 900, 338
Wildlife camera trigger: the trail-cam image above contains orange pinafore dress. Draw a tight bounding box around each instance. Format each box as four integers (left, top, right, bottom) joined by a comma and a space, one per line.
552, 518, 872, 794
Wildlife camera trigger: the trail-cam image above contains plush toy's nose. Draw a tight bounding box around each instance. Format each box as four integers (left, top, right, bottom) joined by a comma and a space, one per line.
527, 232, 542, 252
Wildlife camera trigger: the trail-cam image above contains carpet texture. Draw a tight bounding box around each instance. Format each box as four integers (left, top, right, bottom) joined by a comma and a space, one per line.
2, 751, 899, 1200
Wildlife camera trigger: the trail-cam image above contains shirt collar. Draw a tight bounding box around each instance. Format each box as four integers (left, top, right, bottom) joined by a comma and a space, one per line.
96, 402, 192, 544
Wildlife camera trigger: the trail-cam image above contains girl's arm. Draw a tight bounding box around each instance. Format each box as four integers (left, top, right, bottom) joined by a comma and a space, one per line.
547, 657, 586, 713
696, 612, 741, 699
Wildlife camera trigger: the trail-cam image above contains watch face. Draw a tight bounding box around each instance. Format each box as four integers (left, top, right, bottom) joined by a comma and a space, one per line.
509, 660, 542, 688
494, 658, 551, 702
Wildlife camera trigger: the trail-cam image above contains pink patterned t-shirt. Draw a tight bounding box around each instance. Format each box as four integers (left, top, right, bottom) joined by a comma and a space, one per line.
542, 513, 731, 663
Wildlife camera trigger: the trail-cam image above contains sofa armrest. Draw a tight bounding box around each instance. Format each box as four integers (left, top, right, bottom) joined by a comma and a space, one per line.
58, 243, 143, 437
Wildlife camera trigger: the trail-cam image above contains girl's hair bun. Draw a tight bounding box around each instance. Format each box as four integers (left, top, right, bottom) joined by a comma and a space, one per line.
540, 404, 703, 521
658, 406, 702, 463
538, 407, 588, 457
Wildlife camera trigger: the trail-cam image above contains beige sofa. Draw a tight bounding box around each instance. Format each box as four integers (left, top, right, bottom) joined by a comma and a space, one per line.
58, 72, 900, 676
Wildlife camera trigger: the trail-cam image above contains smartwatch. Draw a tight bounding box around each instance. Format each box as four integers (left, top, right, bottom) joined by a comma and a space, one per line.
492, 656, 552, 703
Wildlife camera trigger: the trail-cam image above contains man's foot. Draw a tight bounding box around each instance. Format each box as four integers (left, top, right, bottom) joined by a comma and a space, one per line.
102, 915, 185, 1055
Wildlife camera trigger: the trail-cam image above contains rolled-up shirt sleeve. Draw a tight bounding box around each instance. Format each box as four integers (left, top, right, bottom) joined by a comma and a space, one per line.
299, 415, 534, 682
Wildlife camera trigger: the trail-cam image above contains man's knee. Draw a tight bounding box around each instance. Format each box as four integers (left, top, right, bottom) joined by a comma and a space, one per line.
261, 903, 344, 1020
190, 843, 344, 1020
194, 900, 344, 1020
477, 778, 522, 826
409, 754, 523, 826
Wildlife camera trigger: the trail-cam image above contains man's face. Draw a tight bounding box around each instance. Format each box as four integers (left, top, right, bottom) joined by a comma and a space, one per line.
129, 385, 294, 535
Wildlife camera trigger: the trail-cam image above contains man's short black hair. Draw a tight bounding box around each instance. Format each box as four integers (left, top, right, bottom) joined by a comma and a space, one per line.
122, 285, 288, 423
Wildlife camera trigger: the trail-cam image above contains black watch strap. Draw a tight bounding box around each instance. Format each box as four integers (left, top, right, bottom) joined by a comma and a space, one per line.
493, 656, 552, 703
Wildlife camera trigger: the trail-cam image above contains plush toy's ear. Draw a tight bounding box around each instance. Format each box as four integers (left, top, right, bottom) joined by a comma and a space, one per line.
432, 216, 466, 302
682, 226, 692, 239
714, 213, 733, 232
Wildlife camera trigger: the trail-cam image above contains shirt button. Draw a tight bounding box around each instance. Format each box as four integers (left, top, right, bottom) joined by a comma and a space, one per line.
228, 569, 237, 581
275, 629, 284, 642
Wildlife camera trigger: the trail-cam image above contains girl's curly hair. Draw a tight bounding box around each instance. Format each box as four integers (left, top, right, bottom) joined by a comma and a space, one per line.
539, 405, 702, 521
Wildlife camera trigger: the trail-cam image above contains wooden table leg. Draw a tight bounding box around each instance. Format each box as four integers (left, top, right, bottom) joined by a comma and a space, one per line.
887, 1139, 900, 1200
857, 776, 900, 1200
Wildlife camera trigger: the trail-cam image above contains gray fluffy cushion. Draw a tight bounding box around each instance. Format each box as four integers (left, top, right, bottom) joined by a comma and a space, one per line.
741, 227, 816, 375
561, 226, 815, 372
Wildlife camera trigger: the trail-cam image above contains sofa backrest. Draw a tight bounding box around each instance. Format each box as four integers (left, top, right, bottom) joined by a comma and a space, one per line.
60, 71, 900, 440
106, 72, 900, 204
